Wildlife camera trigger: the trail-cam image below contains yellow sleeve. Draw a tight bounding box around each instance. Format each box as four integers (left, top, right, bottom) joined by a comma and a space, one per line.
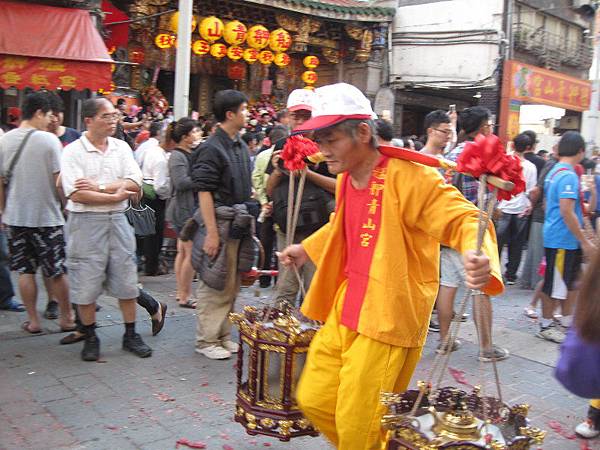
413, 168, 503, 296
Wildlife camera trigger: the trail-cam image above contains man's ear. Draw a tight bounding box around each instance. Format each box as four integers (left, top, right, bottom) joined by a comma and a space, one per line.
356, 122, 373, 144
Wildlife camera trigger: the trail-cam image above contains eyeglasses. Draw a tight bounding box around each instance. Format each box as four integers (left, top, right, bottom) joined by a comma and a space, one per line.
433, 128, 452, 136
99, 113, 119, 122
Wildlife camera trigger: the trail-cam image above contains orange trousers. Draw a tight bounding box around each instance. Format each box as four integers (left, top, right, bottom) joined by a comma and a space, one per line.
297, 281, 423, 449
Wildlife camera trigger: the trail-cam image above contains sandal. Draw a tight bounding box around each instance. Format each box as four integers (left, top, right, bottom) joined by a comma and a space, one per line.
21, 321, 42, 334
60, 331, 85, 345
178, 298, 197, 309
152, 302, 167, 336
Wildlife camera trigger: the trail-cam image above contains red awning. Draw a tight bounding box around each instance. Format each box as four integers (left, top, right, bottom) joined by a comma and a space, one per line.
0, 0, 113, 91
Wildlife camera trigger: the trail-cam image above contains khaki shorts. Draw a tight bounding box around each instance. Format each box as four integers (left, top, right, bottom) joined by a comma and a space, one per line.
440, 246, 464, 288
66, 212, 138, 305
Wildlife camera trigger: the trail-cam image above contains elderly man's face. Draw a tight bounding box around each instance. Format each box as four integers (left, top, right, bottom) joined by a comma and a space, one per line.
313, 123, 372, 175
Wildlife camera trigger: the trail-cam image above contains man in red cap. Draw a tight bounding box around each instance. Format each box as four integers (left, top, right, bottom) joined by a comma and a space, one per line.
278, 82, 503, 449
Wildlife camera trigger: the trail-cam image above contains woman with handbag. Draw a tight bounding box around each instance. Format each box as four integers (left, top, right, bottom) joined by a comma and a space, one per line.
555, 246, 600, 439
166, 118, 202, 308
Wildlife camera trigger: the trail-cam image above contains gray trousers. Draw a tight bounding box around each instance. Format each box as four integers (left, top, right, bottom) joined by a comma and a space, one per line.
275, 229, 315, 305
520, 221, 544, 289
195, 240, 241, 348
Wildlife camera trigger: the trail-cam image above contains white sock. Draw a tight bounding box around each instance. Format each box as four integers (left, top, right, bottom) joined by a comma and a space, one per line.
560, 315, 573, 327
540, 318, 553, 329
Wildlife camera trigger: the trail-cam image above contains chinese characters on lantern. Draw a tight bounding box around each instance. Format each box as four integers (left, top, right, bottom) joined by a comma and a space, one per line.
154, 19, 292, 67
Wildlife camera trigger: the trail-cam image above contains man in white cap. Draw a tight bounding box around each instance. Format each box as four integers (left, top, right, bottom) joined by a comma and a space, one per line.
278, 83, 503, 449
265, 89, 335, 302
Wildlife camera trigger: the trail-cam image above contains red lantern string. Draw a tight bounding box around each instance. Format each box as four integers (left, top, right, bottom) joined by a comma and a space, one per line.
456, 134, 525, 201
281, 135, 319, 171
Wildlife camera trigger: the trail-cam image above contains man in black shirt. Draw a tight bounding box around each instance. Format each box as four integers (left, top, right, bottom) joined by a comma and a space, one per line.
192, 89, 252, 360
522, 130, 546, 175
265, 89, 335, 305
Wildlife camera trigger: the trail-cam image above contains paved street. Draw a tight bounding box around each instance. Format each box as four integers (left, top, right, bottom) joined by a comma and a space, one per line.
0, 271, 598, 450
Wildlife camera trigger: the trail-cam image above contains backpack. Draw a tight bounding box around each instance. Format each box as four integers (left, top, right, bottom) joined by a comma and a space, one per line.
271, 177, 333, 234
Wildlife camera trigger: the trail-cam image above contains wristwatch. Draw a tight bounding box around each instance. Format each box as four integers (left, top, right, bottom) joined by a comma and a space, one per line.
99, 184, 106, 193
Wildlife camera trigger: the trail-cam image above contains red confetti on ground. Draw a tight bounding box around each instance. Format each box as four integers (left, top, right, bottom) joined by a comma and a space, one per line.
547, 420, 577, 440
201, 382, 209, 387
579, 440, 592, 450
223, 445, 234, 450
447, 367, 473, 387
263, 443, 272, 447
175, 438, 207, 449
154, 392, 176, 402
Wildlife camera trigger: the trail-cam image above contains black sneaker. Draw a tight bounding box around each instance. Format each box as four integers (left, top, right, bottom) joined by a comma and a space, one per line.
81, 335, 100, 362
123, 333, 152, 358
44, 301, 59, 320
504, 274, 517, 285
428, 319, 440, 332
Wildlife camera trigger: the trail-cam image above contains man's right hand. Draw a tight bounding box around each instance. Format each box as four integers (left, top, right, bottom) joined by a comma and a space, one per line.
277, 244, 309, 269
203, 231, 220, 259
582, 239, 597, 261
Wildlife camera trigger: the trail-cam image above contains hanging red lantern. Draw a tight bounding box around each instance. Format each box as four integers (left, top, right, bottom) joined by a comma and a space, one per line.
227, 61, 247, 80
258, 50, 274, 65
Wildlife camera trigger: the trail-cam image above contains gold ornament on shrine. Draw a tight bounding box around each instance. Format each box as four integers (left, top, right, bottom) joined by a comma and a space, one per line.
258, 50, 274, 65
224, 20, 247, 45
247, 25, 270, 50
169, 12, 197, 33
301, 70, 318, 85
273, 53, 290, 68
227, 45, 244, 61
230, 306, 320, 441
303, 55, 320, 69
243, 48, 259, 64
210, 43, 227, 59
199, 16, 224, 42
269, 28, 292, 53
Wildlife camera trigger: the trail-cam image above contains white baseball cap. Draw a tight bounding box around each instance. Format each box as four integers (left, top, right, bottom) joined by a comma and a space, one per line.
286, 89, 315, 112
293, 83, 377, 133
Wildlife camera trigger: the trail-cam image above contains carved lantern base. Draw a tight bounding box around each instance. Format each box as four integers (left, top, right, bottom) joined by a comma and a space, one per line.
381, 386, 546, 449
230, 306, 320, 442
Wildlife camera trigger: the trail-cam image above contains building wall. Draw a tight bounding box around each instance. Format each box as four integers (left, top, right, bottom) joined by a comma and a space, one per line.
391, 0, 504, 87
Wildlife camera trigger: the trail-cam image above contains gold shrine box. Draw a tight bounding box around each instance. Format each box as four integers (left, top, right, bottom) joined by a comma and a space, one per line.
230, 306, 320, 441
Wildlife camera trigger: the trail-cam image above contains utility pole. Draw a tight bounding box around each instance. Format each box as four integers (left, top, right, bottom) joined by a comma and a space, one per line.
173, 0, 192, 119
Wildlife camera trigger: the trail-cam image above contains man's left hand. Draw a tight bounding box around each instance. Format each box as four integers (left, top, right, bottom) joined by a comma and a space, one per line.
463, 250, 491, 290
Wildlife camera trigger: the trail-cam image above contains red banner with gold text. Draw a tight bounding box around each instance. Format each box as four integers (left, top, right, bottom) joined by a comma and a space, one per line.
0, 55, 112, 91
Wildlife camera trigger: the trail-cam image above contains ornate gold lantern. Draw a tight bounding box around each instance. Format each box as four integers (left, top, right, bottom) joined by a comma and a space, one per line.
381, 386, 546, 449
230, 306, 320, 441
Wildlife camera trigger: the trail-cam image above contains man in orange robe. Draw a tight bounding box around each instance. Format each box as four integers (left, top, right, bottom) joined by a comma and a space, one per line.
278, 83, 503, 450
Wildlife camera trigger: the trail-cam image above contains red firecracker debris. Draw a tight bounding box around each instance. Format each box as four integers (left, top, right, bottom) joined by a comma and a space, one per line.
175, 438, 207, 449
547, 420, 577, 440
447, 367, 473, 387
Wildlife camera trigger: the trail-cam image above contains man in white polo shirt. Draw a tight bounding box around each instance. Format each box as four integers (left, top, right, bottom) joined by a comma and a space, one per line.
61, 98, 152, 362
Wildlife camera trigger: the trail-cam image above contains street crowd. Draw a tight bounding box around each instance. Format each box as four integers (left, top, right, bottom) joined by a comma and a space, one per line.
0, 84, 599, 445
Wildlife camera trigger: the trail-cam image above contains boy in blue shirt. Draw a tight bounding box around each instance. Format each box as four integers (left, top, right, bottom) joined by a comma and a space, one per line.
538, 131, 596, 343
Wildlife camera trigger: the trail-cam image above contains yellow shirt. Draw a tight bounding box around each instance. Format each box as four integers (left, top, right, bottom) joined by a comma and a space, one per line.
301, 158, 503, 348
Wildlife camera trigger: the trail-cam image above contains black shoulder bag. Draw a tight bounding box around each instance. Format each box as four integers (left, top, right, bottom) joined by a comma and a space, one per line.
4, 129, 36, 188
